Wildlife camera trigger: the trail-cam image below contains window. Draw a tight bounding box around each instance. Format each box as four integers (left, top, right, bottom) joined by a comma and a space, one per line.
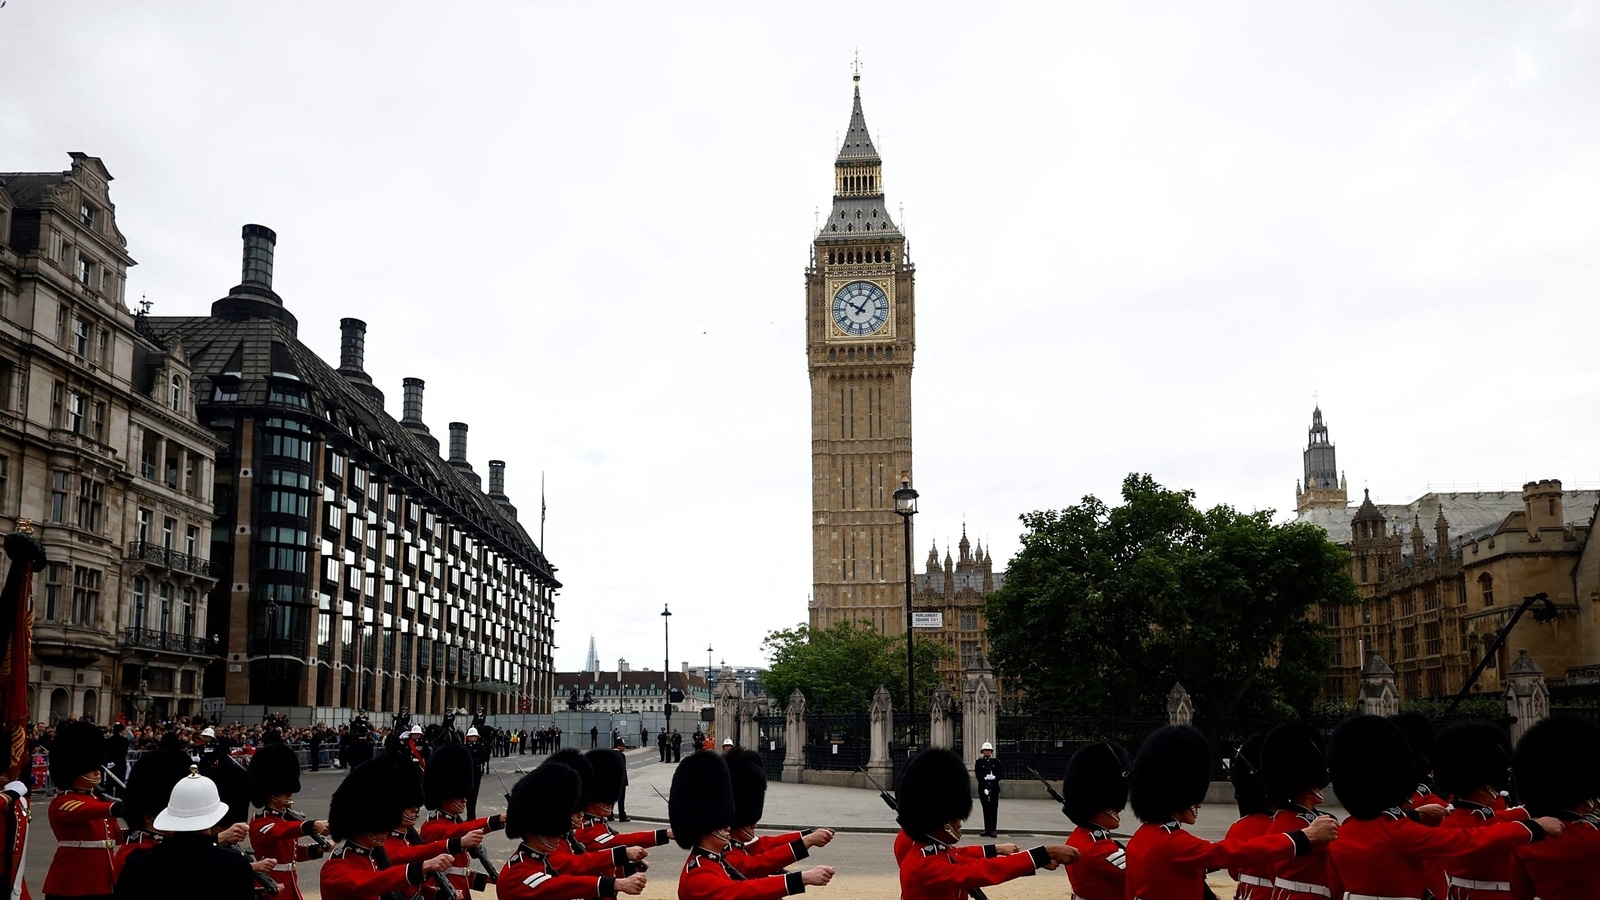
0, 359, 13, 411
97, 329, 109, 366
959, 612, 978, 631
131, 577, 147, 630
49, 472, 69, 522
162, 517, 175, 549
71, 567, 100, 627
0, 456, 8, 511
158, 583, 172, 633
137, 508, 152, 544
1480, 573, 1494, 607
73, 318, 91, 356
185, 525, 199, 558
170, 375, 184, 411
268, 382, 308, 409
54, 307, 67, 345
76, 257, 93, 287
80, 202, 94, 228
65, 390, 84, 434
213, 378, 239, 402
76, 478, 103, 532
43, 563, 67, 621
88, 401, 105, 442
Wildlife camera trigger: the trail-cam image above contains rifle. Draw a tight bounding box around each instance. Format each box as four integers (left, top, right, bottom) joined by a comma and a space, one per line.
859, 767, 987, 900
1025, 767, 1069, 812
281, 806, 334, 853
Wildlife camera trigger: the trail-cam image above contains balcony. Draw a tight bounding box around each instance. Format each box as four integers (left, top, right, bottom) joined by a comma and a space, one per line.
121, 627, 217, 656
127, 541, 215, 578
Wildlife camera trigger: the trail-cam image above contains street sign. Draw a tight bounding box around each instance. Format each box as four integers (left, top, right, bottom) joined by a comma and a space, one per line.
912, 612, 943, 629
202, 697, 226, 715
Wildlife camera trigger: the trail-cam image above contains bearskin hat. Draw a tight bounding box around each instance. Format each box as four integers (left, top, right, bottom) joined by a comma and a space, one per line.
585, 749, 628, 807
1261, 723, 1328, 807
1433, 720, 1512, 799
48, 719, 105, 785
544, 748, 594, 809
895, 748, 972, 840
726, 747, 768, 826
1328, 715, 1416, 820
378, 750, 425, 811
329, 758, 403, 840
670, 750, 735, 849
1228, 734, 1270, 817
424, 744, 477, 809
249, 741, 303, 808
1391, 712, 1435, 781
207, 755, 253, 827
1063, 741, 1132, 827
505, 762, 582, 839
1130, 726, 1211, 824
1513, 715, 1600, 817
122, 749, 192, 830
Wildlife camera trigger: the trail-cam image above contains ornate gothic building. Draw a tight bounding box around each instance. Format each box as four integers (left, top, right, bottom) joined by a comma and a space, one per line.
913, 528, 1004, 688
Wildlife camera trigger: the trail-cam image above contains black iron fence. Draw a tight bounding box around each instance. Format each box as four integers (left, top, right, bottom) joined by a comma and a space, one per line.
994, 715, 1165, 781
127, 541, 215, 577
121, 627, 217, 656
754, 713, 786, 778
803, 713, 871, 771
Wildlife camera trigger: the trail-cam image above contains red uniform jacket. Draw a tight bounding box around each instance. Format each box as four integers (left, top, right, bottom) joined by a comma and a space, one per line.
898, 834, 1050, 900
382, 825, 457, 866
1, 787, 32, 900
725, 833, 810, 877
1269, 805, 1333, 900
44, 788, 123, 896
574, 815, 668, 851
680, 846, 807, 900
1063, 826, 1125, 900
1440, 800, 1527, 898
1508, 812, 1600, 900
419, 810, 505, 897
547, 833, 635, 877
318, 840, 431, 900
498, 842, 620, 900
249, 808, 327, 899
890, 831, 1000, 865
1326, 809, 1543, 900
1124, 820, 1308, 900
112, 829, 160, 881
1223, 813, 1275, 900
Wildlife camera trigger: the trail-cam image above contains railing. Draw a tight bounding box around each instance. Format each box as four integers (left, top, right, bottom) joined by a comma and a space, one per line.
121, 627, 217, 656
127, 541, 215, 577
995, 715, 1166, 780
753, 713, 786, 778
803, 713, 871, 771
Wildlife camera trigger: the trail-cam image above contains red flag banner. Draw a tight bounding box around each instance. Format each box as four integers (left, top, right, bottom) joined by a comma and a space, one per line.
0, 529, 46, 784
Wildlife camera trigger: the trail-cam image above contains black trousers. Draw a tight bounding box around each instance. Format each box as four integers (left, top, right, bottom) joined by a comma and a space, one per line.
979, 793, 999, 834
467, 773, 483, 820
616, 784, 627, 820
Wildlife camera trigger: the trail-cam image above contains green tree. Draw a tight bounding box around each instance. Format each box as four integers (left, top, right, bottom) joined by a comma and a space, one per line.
985, 474, 1359, 717
759, 619, 953, 713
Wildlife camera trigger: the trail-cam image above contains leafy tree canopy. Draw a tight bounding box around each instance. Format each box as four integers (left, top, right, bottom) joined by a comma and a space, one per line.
985, 474, 1359, 717
759, 619, 954, 713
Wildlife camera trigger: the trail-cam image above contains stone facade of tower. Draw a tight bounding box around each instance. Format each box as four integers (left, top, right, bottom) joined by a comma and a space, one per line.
806, 75, 916, 636
1295, 406, 1348, 514
912, 528, 1005, 690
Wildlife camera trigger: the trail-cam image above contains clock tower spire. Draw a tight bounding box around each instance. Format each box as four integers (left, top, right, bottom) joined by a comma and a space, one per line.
807, 71, 915, 638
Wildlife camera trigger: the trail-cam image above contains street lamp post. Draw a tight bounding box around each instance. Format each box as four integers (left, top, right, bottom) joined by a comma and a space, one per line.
662, 604, 673, 741
132, 679, 152, 723
263, 598, 280, 723
893, 477, 919, 734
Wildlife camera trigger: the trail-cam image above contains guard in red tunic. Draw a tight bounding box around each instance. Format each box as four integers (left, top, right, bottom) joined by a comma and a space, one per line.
419, 744, 505, 897
722, 748, 835, 877
0, 778, 30, 900
496, 761, 646, 900
319, 757, 453, 900
1220, 735, 1274, 900
378, 753, 482, 871
534, 751, 646, 878
1508, 716, 1600, 900
247, 741, 329, 899
1060, 741, 1131, 900
43, 719, 122, 900
1124, 725, 1332, 900
1260, 722, 1335, 900
1432, 720, 1526, 899
1324, 715, 1560, 900
673, 750, 835, 900
112, 749, 190, 880
575, 750, 670, 855
894, 748, 1073, 900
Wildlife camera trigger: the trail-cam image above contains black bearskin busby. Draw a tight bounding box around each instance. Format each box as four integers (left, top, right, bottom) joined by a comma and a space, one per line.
1433, 720, 1512, 799
1391, 712, 1435, 784
209, 755, 252, 828
1130, 725, 1211, 824
1328, 715, 1416, 820
1228, 734, 1271, 817
726, 747, 768, 826
585, 749, 628, 808
379, 751, 425, 811
544, 748, 594, 809
48, 719, 105, 786
505, 762, 583, 839
670, 750, 735, 850
249, 741, 303, 808
895, 748, 972, 840
1513, 715, 1600, 817
329, 758, 404, 840
1063, 741, 1132, 827
121, 749, 191, 830
1261, 723, 1328, 808
424, 744, 477, 810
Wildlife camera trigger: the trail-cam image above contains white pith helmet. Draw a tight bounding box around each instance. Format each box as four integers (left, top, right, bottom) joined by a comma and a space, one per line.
154, 766, 229, 832
980, 742, 994, 751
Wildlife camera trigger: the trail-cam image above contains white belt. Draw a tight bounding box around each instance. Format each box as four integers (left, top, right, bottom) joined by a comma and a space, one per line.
58, 839, 116, 849
446, 866, 473, 877
1346, 895, 1420, 900
1240, 875, 1274, 887
273, 863, 297, 872
1448, 877, 1511, 892
1276, 878, 1332, 897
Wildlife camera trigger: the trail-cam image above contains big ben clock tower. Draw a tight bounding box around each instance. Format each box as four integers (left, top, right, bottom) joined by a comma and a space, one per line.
807, 71, 915, 635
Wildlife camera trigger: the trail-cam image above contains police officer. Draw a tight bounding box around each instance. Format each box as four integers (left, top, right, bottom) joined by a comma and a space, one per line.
350, 709, 371, 740
973, 742, 1001, 837
116, 767, 257, 900
471, 707, 487, 733
464, 728, 489, 820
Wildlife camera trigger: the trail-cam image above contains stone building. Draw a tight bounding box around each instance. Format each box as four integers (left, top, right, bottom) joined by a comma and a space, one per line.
146, 224, 559, 720
1293, 408, 1599, 701
0, 153, 220, 724
913, 528, 1005, 688
553, 667, 712, 715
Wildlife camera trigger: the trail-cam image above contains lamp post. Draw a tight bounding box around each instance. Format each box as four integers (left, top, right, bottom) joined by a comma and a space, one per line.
262, 598, 280, 723
132, 679, 152, 723
661, 604, 673, 740
707, 644, 714, 685
893, 477, 919, 732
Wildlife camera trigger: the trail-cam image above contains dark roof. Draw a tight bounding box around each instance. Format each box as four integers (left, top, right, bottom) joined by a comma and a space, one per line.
147, 311, 557, 585
0, 172, 68, 207
836, 82, 881, 164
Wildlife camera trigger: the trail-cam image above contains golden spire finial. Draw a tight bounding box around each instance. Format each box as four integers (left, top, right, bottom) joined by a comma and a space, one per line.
852, 49, 861, 83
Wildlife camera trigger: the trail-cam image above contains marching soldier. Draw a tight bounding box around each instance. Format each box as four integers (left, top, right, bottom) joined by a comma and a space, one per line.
672, 750, 835, 900
115, 767, 256, 900
113, 749, 191, 879
1125, 725, 1333, 900
1220, 735, 1273, 900
320, 758, 453, 900
248, 741, 330, 899
463, 729, 488, 819
420, 744, 507, 898
1432, 720, 1526, 899
539, 751, 647, 877
497, 762, 647, 900
576, 750, 671, 852
1324, 715, 1562, 900
377, 754, 485, 870
1509, 715, 1600, 899
1061, 741, 1132, 900
43, 718, 123, 900
1261, 723, 1334, 900
723, 747, 835, 877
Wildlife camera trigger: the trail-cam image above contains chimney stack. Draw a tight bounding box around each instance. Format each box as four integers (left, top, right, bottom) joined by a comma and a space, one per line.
339, 318, 367, 373
216, 223, 292, 326
448, 422, 468, 463
241, 224, 276, 289
402, 378, 425, 424
488, 460, 506, 496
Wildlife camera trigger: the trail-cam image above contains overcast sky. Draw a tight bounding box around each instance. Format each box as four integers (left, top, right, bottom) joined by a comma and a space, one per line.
4, 2, 1598, 674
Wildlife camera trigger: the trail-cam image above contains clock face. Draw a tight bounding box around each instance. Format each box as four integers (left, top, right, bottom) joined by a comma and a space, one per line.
831, 281, 891, 337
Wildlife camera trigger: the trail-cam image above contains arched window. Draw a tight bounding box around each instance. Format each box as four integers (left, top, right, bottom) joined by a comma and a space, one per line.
1479, 573, 1494, 606
170, 375, 184, 411
82, 689, 97, 720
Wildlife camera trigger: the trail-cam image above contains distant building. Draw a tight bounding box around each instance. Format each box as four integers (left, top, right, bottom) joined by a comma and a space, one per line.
554, 666, 711, 715
689, 664, 766, 699
583, 634, 598, 673
914, 527, 1005, 689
